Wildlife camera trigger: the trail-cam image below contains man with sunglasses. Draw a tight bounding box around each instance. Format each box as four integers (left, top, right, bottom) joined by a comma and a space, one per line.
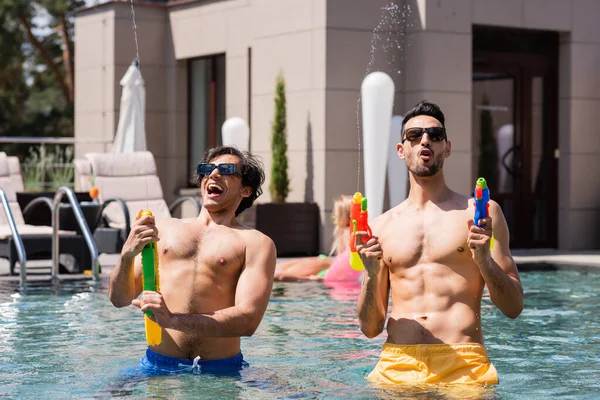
356, 101, 523, 386
109, 145, 276, 376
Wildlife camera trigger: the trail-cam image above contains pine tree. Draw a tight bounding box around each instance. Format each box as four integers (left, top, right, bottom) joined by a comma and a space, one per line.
269, 74, 290, 203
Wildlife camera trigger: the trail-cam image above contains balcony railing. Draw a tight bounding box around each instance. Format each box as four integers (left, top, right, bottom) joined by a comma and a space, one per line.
0, 136, 112, 192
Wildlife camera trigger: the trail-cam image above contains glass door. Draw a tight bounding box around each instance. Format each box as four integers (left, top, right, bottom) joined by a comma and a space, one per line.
473, 52, 558, 248
188, 54, 226, 183
473, 69, 521, 245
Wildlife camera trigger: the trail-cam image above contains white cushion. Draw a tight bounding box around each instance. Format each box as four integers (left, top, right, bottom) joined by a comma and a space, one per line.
7, 156, 24, 193
104, 199, 171, 229
0, 225, 77, 240
0, 152, 9, 177
73, 158, 93, 192
85, 151, 172, 228
94, 175, 164, 203
87, 151, 157, 177
0, 152, 25, 225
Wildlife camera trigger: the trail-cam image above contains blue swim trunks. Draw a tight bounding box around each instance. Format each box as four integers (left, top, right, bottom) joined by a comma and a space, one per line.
140, 347, 248, 377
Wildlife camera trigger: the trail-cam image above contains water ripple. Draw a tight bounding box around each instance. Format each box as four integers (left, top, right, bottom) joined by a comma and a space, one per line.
0, 269, 598, 398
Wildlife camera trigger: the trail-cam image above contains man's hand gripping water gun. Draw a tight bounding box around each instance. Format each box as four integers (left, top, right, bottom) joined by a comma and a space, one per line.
471, 177, 495, 252
137, 210, 162, 346
349, 192, 374, 271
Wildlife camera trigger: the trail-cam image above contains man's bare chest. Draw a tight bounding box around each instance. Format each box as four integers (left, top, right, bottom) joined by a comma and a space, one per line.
379, 209, 472, 267
157, 227, 244, 273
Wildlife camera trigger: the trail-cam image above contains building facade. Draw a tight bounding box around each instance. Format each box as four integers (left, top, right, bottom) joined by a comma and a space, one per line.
74, 0, 600, 252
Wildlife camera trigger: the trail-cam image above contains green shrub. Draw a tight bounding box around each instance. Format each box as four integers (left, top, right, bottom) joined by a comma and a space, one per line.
47, 145, 74, 191
269, 73, 290, 203
21, 145, 74, 192
22, 147, 44, 192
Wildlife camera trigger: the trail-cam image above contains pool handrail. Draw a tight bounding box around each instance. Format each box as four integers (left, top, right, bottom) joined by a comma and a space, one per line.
51, 187, 100, 282
94, 198, 132, 238
0, 136, 111, 145
0, 188, 28, 289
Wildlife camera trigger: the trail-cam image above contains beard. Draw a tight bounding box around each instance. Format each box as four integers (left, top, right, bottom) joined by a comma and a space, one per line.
407, 150, 445, 177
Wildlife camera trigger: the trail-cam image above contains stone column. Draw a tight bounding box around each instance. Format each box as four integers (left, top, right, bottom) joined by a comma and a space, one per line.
558, 1, 600, 250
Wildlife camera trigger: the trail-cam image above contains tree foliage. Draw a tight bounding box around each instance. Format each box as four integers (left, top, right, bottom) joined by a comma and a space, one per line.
0, 0, 83, 158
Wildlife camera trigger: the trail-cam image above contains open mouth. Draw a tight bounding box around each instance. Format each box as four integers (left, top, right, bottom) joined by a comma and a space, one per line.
206, 182, 224, 197
419, 148, 433, 161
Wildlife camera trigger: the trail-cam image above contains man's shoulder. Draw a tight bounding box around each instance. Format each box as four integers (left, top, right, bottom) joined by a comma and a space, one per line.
155, 217, 182, 229
370, 206, 402, 232
235, 224, 275, 247
458, 191, 503, 212
235, 226, 277, 264
375, 200, 412, 221
452, 191, 473, 210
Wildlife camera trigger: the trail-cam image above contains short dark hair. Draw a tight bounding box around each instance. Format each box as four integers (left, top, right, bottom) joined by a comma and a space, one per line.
193, 146, 265, 216
401, 100, 446, 138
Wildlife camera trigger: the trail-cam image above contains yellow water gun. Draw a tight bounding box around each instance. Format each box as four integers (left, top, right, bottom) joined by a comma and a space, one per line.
138, 210, 162, 346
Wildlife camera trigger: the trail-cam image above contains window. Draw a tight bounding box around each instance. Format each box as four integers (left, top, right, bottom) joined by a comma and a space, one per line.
188, 54, 226, 183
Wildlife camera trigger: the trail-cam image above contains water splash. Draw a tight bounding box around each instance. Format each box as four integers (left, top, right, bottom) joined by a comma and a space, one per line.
129, 0, 141, 68
355, 3, 413, 191
129, 0, 148, 208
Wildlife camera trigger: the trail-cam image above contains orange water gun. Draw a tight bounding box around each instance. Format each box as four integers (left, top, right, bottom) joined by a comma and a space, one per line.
137, 210, 162, 346
349, 192, 373, 271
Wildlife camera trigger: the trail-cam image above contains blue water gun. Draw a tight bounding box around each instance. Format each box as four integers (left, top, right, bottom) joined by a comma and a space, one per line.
474, 177, 494, 249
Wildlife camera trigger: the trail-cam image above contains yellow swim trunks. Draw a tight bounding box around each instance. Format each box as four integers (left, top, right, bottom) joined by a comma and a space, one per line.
367, 342, 498, 386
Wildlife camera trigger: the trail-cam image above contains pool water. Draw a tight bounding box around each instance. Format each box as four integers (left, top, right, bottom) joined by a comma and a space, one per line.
0, 269, 598, 399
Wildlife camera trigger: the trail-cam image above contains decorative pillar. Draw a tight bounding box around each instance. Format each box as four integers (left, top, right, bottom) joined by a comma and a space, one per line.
222, 117, 250, 152
361, 72, 395, 219
388, 115, 408, 207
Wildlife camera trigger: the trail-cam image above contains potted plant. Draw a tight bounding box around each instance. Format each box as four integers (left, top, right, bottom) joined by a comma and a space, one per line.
254, 74, 320, 257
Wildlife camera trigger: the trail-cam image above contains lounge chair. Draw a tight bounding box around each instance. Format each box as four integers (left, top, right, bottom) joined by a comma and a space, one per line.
80, 151, 201, 254
0, 152, 92, 275
74, 158, 94, 193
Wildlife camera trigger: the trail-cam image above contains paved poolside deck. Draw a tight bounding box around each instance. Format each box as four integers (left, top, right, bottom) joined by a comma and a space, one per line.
512, 249, 600, 269
1, 249, 599, 283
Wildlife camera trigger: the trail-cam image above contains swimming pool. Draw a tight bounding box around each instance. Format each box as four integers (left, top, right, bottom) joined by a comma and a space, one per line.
0, 269, 598, 399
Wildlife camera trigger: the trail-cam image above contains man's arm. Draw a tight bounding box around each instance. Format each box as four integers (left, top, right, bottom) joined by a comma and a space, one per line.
109, 253, 142, 307
472, 200, 524, 319
357, 259, 390, 338
355, 212, 390, 338
160, 233, 277, 337
109, 213, 157, 307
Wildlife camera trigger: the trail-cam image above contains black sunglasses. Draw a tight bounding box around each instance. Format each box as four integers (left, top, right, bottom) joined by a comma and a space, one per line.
197, 163, 240, 177
402, 127, 447, 143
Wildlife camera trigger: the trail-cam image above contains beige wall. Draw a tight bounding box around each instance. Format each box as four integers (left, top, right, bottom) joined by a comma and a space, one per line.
171, 0, 329, 246
322, 0, 473, 249
467, 0, 600, 249
324, 0, 404, 249
75, 0, 600, 251
74, 6, 117, 157
557, 5, 600, 250
401, 0, 473, 196
75, 3, 188, 206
